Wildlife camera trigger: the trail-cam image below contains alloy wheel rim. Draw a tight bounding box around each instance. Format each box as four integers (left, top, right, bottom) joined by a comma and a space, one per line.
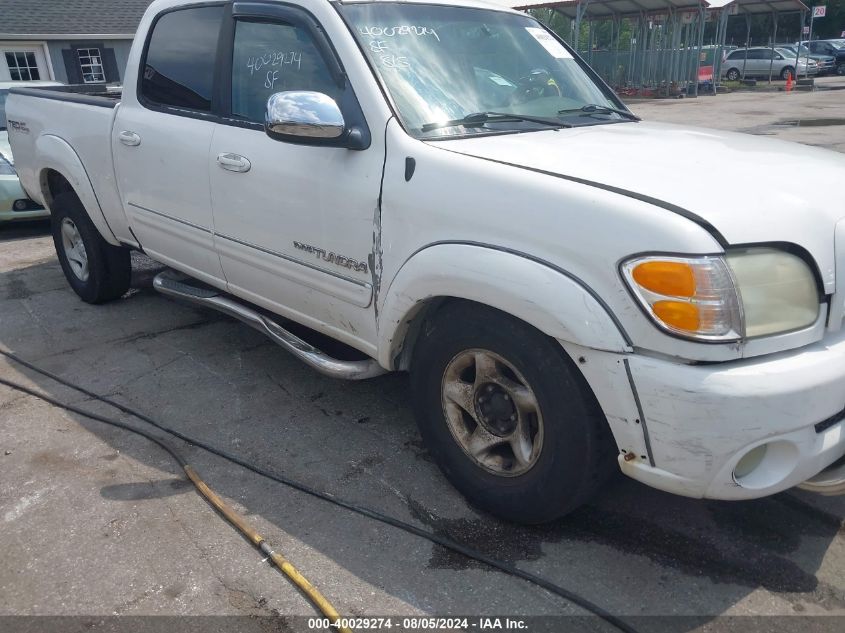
60, 218, 89, 282
441, 349, 544, 477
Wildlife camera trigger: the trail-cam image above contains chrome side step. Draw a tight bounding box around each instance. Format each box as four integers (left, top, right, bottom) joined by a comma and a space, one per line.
153, 272, 386, 380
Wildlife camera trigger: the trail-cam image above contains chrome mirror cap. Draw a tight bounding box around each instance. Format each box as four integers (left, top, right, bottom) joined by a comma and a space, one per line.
265, 91, 345, 140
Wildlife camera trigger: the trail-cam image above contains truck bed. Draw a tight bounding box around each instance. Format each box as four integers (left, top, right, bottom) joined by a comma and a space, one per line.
9, 84, 122, 109
5, 83, 130, 244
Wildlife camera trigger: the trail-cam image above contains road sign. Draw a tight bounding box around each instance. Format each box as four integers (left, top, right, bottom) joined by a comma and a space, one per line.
803, 26, 810, 34
813, 6, 826, 18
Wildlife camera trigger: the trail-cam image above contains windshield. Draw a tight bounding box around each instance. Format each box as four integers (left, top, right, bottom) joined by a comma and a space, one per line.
0, 90, 8, 131
339, 2, 627, 139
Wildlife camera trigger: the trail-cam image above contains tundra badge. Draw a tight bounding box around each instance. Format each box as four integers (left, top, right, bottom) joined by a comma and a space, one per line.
293, 241, 369, 273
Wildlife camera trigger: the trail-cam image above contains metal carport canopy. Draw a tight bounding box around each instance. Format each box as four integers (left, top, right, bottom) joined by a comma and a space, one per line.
493, 0, 708, 19
705, 0, 808, 14
487, 0, 808, 17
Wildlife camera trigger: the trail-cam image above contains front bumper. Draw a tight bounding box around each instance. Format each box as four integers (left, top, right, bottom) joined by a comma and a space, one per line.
619, 328, 845, 499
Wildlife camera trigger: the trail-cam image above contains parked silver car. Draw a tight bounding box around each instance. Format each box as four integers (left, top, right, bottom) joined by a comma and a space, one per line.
722, 47, 818, 80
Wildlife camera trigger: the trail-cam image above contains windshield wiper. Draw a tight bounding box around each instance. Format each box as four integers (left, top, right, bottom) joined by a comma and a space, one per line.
421, 111, 572, 133
558, 104, 640, 120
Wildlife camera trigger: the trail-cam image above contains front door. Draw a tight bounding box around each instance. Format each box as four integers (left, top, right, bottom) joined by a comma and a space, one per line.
114, 3, 227, 285
209, 5, 383, 346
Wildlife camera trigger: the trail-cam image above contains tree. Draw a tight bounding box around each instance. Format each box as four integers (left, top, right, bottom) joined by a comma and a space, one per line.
809, 0, 845, 39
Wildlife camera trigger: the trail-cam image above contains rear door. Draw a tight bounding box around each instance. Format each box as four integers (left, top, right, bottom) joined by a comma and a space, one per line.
207, 1, 383, 343
113, 3, 227, 285
744, 49, 765, 76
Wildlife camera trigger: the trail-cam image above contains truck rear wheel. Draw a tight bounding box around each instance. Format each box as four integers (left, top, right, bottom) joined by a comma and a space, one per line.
410, 302, 616, 523
51, 192, 131, 304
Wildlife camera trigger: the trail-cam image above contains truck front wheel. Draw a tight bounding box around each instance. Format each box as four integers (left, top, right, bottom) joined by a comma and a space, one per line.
410, 302, 616, 523
51, 192, 131, 304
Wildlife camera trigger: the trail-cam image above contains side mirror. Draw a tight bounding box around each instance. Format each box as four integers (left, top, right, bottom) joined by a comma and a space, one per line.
265, 91, 345, 143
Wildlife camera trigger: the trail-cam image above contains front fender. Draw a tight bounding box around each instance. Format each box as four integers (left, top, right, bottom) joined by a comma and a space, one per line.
377, 243, 631, 368
35, 134, 119, 246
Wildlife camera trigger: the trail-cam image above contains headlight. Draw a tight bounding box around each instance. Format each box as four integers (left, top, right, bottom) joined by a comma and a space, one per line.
726, 248, 819, 337
622, 248, 819, 342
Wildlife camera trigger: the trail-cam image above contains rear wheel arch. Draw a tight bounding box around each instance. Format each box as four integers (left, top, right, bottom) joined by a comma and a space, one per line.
41, 168, 75, 208
33, 134, 120, 246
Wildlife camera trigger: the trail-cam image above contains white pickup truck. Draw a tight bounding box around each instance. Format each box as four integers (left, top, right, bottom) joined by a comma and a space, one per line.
7, 0, 845, 523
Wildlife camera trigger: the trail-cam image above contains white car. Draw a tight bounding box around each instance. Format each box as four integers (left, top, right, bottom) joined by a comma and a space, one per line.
0, 81, 60, 224
7, 0, 845, 523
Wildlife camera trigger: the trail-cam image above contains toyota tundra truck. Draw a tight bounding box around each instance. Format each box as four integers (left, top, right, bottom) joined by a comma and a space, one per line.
7, 0, 845, 523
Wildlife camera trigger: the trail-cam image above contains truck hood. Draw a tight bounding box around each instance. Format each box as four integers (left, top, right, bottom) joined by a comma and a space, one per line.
432, 121, 845, 292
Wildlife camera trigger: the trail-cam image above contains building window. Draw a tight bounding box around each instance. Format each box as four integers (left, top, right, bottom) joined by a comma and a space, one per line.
5, 52, 40, 81
77, 48, 105, 83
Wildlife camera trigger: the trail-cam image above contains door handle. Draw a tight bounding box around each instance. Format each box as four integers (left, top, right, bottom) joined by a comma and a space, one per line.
217, 153, 251, 173
118, 131, 141, 146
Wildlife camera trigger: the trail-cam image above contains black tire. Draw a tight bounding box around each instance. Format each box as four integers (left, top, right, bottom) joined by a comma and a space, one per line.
51, 191, 131, 304
410, 302, 616, 524
837, 63, 845, 76
725, 68, 740, 81
780, 66, 795, 80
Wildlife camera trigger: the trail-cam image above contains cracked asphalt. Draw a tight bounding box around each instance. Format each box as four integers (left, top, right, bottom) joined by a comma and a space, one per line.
2, 77, 845, 632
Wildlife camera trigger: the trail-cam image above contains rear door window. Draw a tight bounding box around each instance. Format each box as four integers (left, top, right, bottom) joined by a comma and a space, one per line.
141, 6, 224, 111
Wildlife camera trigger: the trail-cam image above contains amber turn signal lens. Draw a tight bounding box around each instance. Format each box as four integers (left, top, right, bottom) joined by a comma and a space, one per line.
632, 261, 696, 298
622, 255, 743, 340
652, 300, 700, 332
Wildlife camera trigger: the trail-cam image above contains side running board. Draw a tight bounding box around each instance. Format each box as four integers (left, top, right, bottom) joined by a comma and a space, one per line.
153, 272, 386, 381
